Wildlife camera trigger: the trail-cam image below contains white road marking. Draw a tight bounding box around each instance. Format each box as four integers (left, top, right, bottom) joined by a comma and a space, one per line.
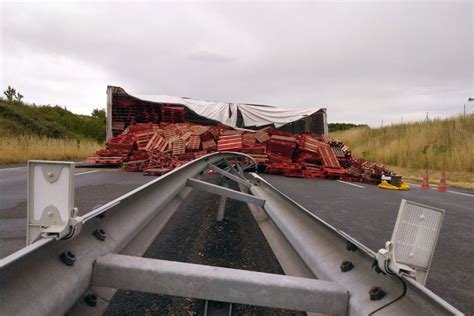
407, 182, 436, 188
0, 167, 27, 172
407, 182, 473, 197
448, 190, 474, 198
337, 180, 365, 188
75, 170, 100, 176
408, 182, 437, 189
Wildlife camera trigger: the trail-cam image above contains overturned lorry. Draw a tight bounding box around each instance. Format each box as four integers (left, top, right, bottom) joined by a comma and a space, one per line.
94, 86, 394, 183
106, 86, 328, 138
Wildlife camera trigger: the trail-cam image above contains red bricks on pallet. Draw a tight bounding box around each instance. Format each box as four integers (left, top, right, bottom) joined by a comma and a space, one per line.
323, 167, 346, 177
242, 133, 256, 148
127, 151, 149, 162
193, 150, 208, 159
200, 131, 214, 141
302, 170, 324, 178
96, 149, 129, 157
124, 160, 147, 172
217, 133, 243, 151
242, 144, 267, 155
95, 157, 125, 164
296, 151, 320, 163
267, 134, 297, 163
250, 154, 269, 163
299, 134, 328, 153
266, 162, 302, 174
202, 139, 217, 151
106, 135, 136, 150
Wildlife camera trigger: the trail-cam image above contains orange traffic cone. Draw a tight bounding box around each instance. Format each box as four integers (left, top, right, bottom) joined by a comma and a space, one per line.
437, 171, 447, 192
421, 169, 430, 189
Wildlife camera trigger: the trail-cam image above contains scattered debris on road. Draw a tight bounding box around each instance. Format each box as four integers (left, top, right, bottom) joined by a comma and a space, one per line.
85, 122, 394, 184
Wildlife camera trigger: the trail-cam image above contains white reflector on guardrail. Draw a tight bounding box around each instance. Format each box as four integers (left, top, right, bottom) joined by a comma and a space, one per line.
27, 161, 80, 244
377, 199, 445, 285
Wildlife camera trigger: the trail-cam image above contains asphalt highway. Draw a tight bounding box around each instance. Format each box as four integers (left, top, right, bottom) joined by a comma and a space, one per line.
0, 166, 472, 313
262, 174, 474, 314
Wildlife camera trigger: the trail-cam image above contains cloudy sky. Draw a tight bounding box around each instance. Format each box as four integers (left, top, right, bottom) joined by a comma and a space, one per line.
1, 1, 472, 125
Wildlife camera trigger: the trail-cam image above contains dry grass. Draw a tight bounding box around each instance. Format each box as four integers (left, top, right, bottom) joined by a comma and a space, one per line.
387, 165, 474, 190
0, 136, 100, 164
331, 115, 474, 189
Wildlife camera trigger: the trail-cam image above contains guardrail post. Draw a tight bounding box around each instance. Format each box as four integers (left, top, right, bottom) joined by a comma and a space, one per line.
216, 181, 229, 221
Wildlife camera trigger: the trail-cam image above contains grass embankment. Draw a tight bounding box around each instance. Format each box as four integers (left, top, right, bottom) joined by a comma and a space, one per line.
0, 136, 100, 164
331, 115, 474, 189
0, 99, 103, 164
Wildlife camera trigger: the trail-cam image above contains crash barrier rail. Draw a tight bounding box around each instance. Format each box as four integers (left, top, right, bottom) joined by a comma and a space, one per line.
0, 152, 463, 315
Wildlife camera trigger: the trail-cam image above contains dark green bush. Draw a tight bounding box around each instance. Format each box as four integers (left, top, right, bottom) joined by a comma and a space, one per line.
0, 98, 105, 142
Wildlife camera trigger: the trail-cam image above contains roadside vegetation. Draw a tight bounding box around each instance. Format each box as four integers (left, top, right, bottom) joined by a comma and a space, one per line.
331, 115, 474, 189
328, 122, 367, 133
0, 136, 100, 165
0, 87, 103, 164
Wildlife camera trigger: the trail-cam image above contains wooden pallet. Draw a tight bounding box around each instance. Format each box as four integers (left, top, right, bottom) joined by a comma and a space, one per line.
255, 130, 270, 143
187, 135, 201, 151
242, 133, 256, 147
161, 105, 185, 123
202, 139, 217, 151
172, 139, 186, 156
318, 146, 341, 168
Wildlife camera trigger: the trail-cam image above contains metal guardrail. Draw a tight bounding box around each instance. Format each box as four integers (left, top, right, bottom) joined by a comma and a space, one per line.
248, 173, 463, 315
93, 254, 349, 314
0, 152, 463, 315
0, 153, 254, 315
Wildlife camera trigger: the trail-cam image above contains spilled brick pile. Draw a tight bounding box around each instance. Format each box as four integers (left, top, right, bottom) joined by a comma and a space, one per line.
85, 122, 392, 183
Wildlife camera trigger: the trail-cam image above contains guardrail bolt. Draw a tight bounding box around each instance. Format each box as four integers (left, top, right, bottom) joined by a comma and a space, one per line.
369, 286, 386, 301
372, 259, 383, 274
340, 260, 354, 272
346, 241, 358, 252
93, 228, 107, 241
84, 293, 98, 307
59, 250, 76, 266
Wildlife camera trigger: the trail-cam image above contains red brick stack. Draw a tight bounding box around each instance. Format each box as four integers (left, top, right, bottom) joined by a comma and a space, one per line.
217, 130, 243, 151
87, 120, 393, 183
267, 132, 298, 163
266, 162, 303, 177
106, 134, 136, 151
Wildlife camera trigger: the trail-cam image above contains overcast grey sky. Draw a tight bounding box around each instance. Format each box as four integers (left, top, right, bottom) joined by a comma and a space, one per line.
1, 0, 472, 125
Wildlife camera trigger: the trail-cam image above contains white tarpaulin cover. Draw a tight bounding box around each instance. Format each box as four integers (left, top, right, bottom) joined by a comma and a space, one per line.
133, 93, 321, 128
